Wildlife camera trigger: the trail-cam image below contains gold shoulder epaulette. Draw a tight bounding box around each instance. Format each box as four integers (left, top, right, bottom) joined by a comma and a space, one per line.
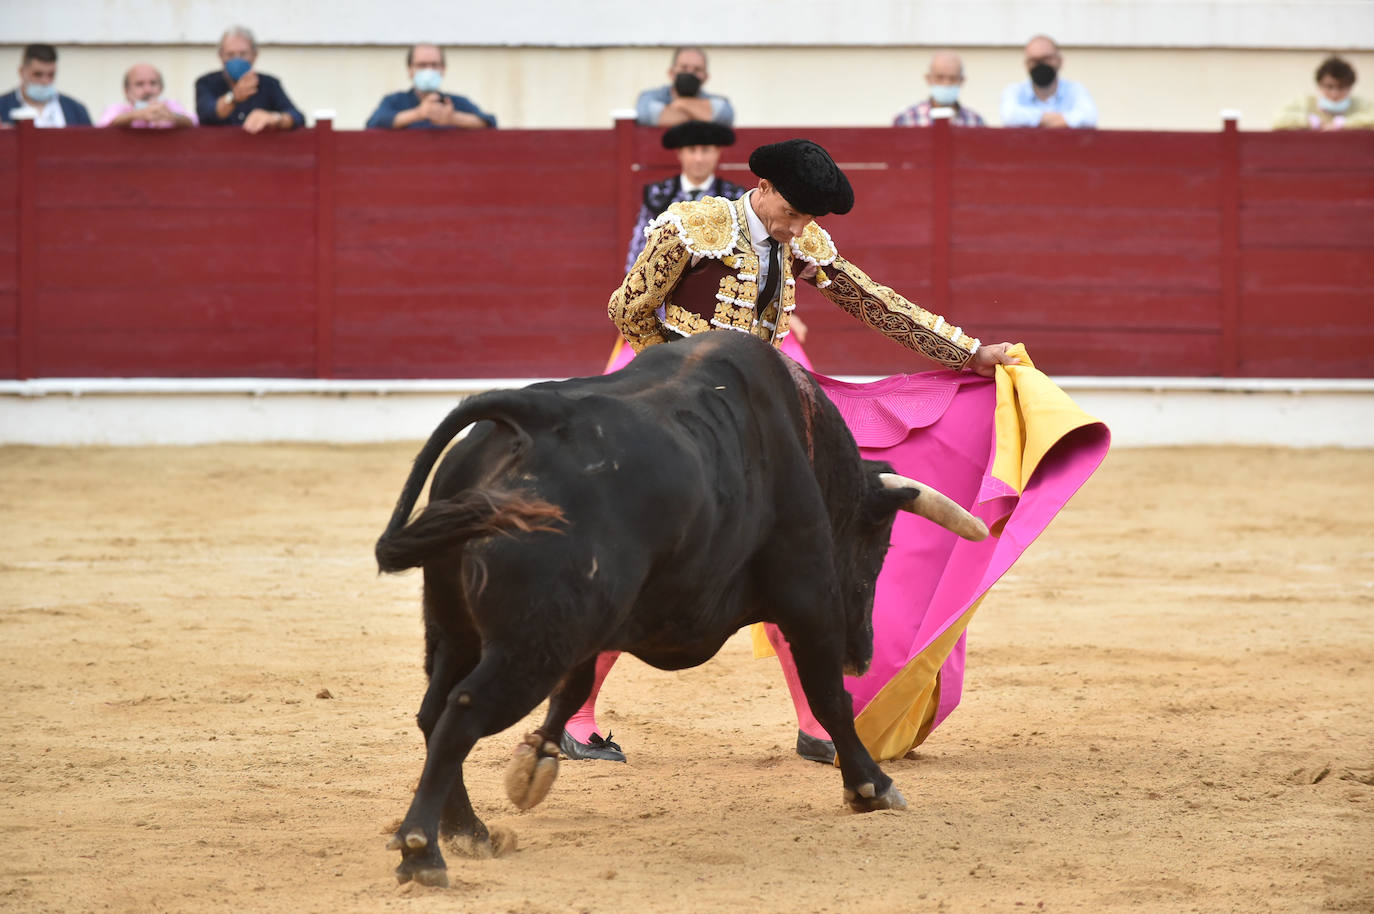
790, 221, 838, 267
647, 196, 739, 259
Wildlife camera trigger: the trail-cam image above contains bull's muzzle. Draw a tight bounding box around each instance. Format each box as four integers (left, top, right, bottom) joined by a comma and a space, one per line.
879, 473, 989, 541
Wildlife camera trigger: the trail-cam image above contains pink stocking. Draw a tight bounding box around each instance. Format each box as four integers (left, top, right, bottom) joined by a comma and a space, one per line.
765, 624, 831, 741
563, 651, 620, 742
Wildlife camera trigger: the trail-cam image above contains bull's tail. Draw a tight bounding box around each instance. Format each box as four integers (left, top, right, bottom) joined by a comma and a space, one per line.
375, 487, 564, 573
375, 392, 565, 574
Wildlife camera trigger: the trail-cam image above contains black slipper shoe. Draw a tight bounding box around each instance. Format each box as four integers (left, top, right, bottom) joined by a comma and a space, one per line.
795, 730, 836, 765
560, 729, 627, 762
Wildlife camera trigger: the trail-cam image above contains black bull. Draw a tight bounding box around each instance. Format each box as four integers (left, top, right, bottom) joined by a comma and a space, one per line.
375, 332, 987, 886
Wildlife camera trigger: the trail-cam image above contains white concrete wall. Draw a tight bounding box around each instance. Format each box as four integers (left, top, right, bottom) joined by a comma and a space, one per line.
2, 1, 1372, 131
3, 380, 1372, 447
8, 1, 1374, 49
5, 43, 1373, 132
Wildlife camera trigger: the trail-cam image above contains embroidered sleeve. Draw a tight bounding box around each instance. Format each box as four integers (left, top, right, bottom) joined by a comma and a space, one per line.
624, 204, 653, 275
811, 255, 980, 370
608, 223, 692, 353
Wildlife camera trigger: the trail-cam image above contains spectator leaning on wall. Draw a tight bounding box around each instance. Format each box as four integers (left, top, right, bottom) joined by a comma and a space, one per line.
1274, 56, 1374, 131
196, 25, 303, 134
999, 34, 1097, 129
635, 46, 735, 128
98, 64, 197, 129
365, 44, 496, 130
0, 43, 92, 127
893, 51, 986, 127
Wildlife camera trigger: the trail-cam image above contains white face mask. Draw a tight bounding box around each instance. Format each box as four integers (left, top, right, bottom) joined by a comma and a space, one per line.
929, 84, 961, 106
1316, 94, 1352, 114
413, 68, 443, 93
24, 81, 57, 103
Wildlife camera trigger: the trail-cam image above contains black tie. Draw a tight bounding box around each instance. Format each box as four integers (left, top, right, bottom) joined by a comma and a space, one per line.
689, 188, 703, 201
757, 238, 781, 309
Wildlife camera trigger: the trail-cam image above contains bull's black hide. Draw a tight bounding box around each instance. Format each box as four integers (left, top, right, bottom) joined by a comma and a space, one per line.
375, 332, 946, 886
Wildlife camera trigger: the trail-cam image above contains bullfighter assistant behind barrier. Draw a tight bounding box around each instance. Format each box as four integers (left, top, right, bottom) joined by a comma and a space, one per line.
562, 139, 1023, 763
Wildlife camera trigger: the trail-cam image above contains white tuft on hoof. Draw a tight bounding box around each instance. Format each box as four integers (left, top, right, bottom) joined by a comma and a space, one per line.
405, 829, 427, 849
857, 782, 876, 799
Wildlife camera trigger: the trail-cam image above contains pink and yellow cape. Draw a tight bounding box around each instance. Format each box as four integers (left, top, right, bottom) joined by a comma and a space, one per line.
607, 336, 1110, 761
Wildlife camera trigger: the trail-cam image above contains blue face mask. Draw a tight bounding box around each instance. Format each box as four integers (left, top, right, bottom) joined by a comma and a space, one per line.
413, 68, 443, 94
929, 84, 961, 106
224, 58, 252, 82
1317, 94, 1352, 114
24, 81, 57, 103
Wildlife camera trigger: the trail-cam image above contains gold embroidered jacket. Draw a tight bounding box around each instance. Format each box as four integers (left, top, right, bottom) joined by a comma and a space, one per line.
607, 194, 980, 369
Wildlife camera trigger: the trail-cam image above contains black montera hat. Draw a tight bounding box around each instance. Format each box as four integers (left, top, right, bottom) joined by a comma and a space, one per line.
747, 139, 854, 216
661, 120, 737, 149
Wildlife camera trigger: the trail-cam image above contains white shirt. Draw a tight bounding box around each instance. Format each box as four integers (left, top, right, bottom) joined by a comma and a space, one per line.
740, 190, 785, 307
14, 91, 65, 128
678, 175, 714, 198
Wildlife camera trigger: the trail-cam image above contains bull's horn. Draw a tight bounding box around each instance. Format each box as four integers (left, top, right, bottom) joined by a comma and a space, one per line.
879, 473, 989, 542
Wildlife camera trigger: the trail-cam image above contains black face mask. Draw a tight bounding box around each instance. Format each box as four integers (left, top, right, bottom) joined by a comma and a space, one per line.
673, 71, 702, 97
1029, 62, 1058, 88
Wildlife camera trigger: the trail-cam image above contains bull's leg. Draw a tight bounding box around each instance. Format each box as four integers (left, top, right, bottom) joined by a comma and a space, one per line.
783, 632, 907, 814
390, 647, 565, 887
421, 641, 492, 844
416, 577, 487, 843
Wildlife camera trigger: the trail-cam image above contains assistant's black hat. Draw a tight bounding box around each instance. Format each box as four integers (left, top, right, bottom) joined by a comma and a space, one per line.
747, 138, 854, 216
661, 120, 736, 149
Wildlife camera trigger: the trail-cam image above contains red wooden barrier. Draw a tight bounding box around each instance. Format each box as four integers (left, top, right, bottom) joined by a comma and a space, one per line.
5, 119, 1372, 380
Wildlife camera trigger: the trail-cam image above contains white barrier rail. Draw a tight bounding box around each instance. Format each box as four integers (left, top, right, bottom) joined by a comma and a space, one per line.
2, 377, 1372, 448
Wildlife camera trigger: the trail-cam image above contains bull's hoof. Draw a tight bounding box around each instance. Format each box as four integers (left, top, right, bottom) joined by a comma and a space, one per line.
843, 782, 908, 813
505, 733, 560, 810
447, 823, 517, 859
395, 858, 449, 887
391, 829, 448, 887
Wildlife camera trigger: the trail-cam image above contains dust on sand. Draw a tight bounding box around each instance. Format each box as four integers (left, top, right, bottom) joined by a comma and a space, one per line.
1, 444, 1371, 913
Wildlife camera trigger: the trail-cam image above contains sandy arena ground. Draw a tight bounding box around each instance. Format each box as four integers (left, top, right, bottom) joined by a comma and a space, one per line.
1, 443, 1371, 913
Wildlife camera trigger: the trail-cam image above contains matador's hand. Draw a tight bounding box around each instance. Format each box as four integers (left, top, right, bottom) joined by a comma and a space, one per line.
968, 342, 1020, 377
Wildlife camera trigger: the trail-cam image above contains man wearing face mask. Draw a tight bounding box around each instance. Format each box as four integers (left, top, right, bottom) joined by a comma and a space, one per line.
366, 44, 496, 130
98, 64, 196, 129
1274, 56, 1374, 131
999, 34, 1097, 129
893, 51, 986, 127
195, 25, 303, 134
635, 46, 735, 128
1, 44, 92, 127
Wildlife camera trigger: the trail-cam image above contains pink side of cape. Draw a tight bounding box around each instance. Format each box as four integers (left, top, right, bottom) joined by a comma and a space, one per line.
817, 371, 1110, 733
605, 337, 1108, 743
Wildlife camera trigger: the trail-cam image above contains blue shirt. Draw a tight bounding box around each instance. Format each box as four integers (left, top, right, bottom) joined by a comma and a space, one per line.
365, 90, 497, 129
999, 77, 1098, 128
634, 85, 734, 127
195, 70, 304, 128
